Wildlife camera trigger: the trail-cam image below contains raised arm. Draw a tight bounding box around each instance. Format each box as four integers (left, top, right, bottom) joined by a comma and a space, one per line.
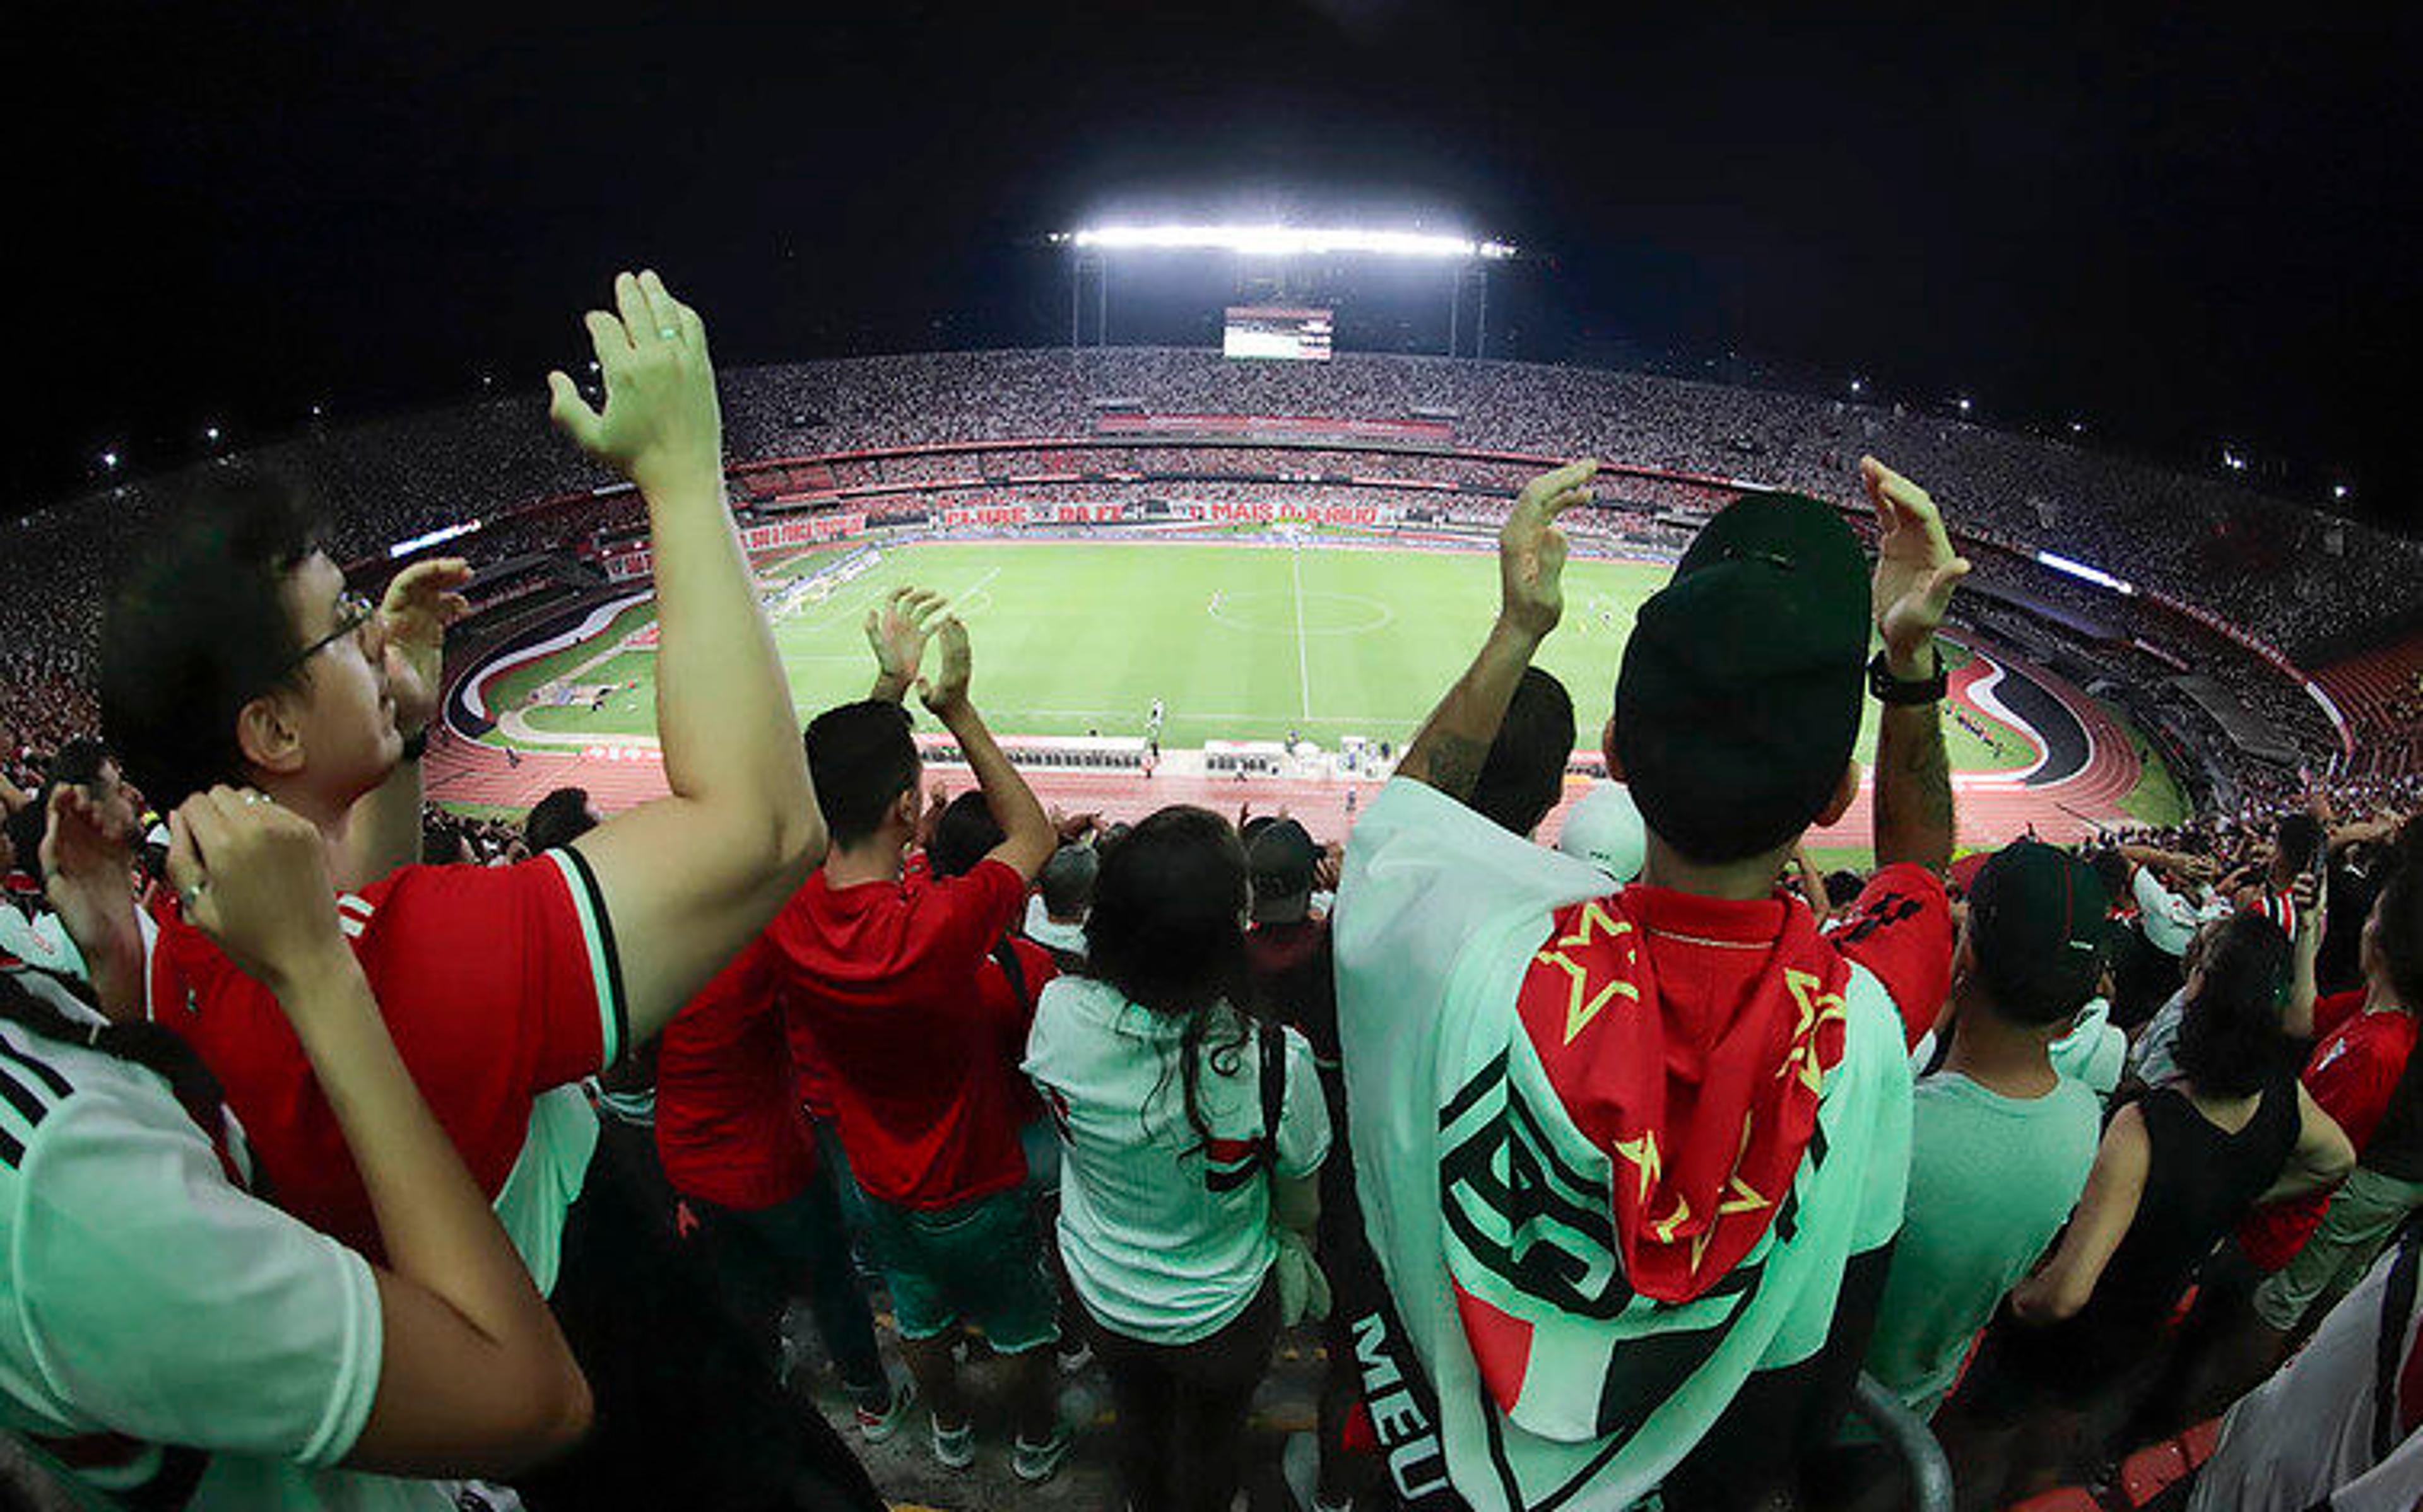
40, 785, 144, 1019
2284, 869, 2326, 1040
1863, 457, 1970, 874
1398, 460, 1597, 801
169, 788, 589, 1475
548, 272, 824, 1048
919, 615, 1055, 881
335, 558, 471, 891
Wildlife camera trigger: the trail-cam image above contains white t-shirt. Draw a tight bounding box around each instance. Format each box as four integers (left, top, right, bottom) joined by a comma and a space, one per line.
1020, 895, 1087, 961
0, 1017, 466, 1509
1025, 976, 1329, 1345
2049, 996, 2127, 1099
2131, 987, 2193, 1087
2132, 867, 2203, 957
2190, 1230, 2423, 1512
0, 901, 153, 1027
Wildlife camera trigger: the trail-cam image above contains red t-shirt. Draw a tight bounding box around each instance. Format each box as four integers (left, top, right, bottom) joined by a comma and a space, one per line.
1822, 862, 1959, 1050
146, 851, 622, 1258
654, 939, 816, 1211
2240, 988, 2420, 1269
765, 858, 1037, 1209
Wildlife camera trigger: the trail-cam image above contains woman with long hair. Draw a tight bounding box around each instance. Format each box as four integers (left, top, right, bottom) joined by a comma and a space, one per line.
0, 787, 591, 1507
1023, 805, 1330, 1512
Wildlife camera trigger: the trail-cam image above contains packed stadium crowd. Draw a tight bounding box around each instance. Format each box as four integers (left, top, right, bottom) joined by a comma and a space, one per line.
0, 274, 2417, 1512
6, 342, 2416, 681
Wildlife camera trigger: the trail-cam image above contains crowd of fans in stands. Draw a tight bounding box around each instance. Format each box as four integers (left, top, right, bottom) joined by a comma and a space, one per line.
5, 344, 2417, 765
0, 276, 2418, 1512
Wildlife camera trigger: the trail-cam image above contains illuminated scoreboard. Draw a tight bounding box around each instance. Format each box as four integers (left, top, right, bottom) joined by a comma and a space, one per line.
1223, 305, 1334, 361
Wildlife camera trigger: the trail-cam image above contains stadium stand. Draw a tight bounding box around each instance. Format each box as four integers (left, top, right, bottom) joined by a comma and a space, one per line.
2, 322, 2417, 1512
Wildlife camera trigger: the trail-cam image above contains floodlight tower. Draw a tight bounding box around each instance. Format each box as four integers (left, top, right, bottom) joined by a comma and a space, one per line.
1052, 223, 1516, 356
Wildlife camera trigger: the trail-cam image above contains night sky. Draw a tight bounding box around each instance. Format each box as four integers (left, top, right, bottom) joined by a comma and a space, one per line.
20, 6, 2420, 536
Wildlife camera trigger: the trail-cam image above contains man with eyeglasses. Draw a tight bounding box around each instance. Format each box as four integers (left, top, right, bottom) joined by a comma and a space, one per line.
58, 272, 870, 1508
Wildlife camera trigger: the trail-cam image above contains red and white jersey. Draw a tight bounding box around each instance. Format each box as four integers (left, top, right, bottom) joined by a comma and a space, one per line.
2249, 885, 2304, 940
145, 850, 623, 1262
0, 1016, 460, 1509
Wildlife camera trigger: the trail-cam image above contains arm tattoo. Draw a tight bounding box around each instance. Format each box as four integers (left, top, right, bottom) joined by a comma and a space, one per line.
1904, 710, 1953, 833
1875, 703, 1954, 870
1416, 733, 1493, 802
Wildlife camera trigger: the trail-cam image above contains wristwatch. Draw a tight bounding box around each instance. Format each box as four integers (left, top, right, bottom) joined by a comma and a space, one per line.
1868, 647, 1946, 706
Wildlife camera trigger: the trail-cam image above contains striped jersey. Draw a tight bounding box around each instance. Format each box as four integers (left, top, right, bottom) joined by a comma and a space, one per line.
0, 1015, 462, 1508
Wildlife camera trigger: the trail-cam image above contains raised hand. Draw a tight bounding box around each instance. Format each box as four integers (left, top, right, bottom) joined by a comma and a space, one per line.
378, 556, 473, 734
40, 782, 136, 945
865, 586, 947, 701
1861, 456, 1972, 671
2290, 867, 2327, 945
1499, 460, 1598, 640
166, 788, 353, 1000
546, 270, 723, 502
917, 615, 972, 718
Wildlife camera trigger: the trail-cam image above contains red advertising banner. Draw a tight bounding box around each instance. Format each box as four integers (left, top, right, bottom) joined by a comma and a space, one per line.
1093, 413, 1454, 443
603, 511, 867, 581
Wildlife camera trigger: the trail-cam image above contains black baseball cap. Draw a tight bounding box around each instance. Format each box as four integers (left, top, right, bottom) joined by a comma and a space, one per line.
1248, 818, 1319, 920
1968, 840, 2111, 1026
1612, 492, 1871, 862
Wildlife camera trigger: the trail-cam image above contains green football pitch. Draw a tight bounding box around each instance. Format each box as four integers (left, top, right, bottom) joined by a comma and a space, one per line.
477, 537, 2039, 771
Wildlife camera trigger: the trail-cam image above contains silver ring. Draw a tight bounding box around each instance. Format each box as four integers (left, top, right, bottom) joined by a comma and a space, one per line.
657, 327, 678, 340
242, 792, 268, 806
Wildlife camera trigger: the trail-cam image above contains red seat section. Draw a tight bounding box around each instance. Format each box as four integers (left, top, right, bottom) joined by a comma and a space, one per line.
2116, 1441, 2190, 1508
2314, 631, 2423, 779
2175, 1417, 2221, 1468
2005, 1489, 2106, 1512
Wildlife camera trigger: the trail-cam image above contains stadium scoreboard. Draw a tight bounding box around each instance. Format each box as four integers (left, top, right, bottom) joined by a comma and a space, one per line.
1223, 305, 1333, 361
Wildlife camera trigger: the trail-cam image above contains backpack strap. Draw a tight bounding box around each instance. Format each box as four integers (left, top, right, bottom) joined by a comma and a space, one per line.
991, 938, 1031, 1016
1259, 1019, 1287, 1171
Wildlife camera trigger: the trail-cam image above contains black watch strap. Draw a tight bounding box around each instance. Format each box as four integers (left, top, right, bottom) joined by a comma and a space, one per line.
1868, 647, 1947, 706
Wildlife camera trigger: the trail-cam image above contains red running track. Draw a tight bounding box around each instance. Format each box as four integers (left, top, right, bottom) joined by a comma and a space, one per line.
428, 649, 2145, 853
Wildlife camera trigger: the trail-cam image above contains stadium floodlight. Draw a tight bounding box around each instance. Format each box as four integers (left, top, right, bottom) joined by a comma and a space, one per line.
100, 450, 118, 469
2036, 549, 2136, 597
1848, 377, 1864, 394
1956, 397, 1972, 414
2332, 483, 2350, 500
310, 402, 324, 418
389, 518, 483, 560
204, 425, 221, 443
1065, 223, 1516, 260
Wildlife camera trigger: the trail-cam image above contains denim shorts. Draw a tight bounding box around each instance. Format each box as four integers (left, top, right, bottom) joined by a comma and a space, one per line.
862, 1183, 1059, 1353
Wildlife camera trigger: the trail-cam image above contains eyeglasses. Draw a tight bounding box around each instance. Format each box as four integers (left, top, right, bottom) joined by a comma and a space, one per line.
278, 590, 376, 677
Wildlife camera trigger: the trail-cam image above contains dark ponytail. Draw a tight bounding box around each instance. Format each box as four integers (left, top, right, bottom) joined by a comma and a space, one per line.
0, 971, 229, 1150
1085, 806, 1259, 1155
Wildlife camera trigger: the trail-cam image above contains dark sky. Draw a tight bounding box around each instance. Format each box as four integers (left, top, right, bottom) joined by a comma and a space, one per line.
19, 5, 2420, 535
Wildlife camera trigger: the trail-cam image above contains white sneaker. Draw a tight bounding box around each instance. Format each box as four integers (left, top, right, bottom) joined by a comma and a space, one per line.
1011, 1421, 1076, 1483
929, 1413, 975, 1470
852, 1376, 915, 1445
